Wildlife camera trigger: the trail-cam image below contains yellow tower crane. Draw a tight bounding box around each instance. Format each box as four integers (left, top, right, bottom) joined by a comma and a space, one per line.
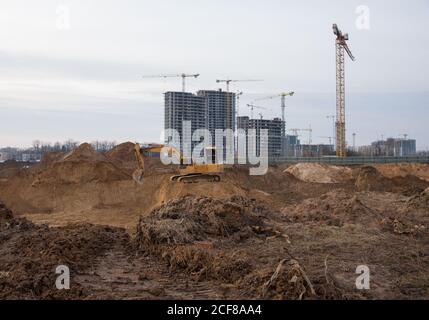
333, 23, 355, 157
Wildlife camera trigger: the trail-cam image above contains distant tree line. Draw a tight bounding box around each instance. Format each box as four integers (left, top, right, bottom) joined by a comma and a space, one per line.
31, 139, 116, 153
1, 139, 117, 162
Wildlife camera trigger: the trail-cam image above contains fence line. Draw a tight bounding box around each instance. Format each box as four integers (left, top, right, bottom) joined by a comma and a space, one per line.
269, 156, 429, 165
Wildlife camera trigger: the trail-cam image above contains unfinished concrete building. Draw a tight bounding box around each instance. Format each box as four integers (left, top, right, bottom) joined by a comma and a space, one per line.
165, 90, 236, 158
164, 91, 206, 154
197, 89, 236, 145
237, 116, 283, 158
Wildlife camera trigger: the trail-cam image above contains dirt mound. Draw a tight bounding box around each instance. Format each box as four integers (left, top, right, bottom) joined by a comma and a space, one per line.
136, 195, 269, 246
282, 190, 377, 226
355, 166, 393, 191
372, 163, 429, 182
405, 187, 429, 210
284, 163, 354, 184
105, 142, 138, 175
136, 195, 282, 283
61, 143, 108, 163
0, 202, 129, 299
355, 166, 429, 194
28, 143, 131, 186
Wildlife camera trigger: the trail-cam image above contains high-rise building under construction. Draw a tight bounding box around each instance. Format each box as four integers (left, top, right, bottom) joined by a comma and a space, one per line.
164, 90, 235, 155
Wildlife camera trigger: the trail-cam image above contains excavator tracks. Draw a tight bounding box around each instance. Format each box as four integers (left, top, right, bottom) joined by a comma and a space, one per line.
170, 173, 221, 183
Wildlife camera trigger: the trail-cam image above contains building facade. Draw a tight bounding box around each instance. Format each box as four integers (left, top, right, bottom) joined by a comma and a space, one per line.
165, 90, 236, 158
358, 138, 417, 156
164, 91, 206, 154
237, 116, 283, 158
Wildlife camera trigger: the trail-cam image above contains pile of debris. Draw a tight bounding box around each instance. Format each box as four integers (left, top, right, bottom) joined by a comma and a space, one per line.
135, 195, 281, 283
136, 195, 269, 246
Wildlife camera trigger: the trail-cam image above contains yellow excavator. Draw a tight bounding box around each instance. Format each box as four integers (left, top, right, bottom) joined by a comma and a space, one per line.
132, 143, 223, 183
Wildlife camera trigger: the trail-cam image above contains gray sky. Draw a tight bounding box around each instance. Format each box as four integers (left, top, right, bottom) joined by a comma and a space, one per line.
0, 0, 428, 150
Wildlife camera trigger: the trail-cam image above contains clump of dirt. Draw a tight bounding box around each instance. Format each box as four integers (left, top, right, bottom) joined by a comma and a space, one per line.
0, 202, 130, 299
355, 166, 429, 194
284, 163, 354, 184
260, 258, 318, 300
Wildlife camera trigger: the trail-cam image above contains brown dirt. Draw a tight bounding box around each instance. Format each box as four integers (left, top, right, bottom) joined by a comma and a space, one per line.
355, 166, 429, 195
284, 163, 355, 184
372, 163, 429, 182
0, 143, 428, 299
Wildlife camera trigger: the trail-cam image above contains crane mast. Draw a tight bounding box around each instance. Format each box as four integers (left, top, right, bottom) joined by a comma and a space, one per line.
246, 104, 266, 120
333, 24, 355, 157
255, 91, 294, 156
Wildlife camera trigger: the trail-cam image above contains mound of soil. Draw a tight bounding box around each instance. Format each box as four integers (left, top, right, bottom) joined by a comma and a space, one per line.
282, 190, 377, 226
30, 143, 131, 186
136, 195, 284, 283
355, 166, 429, 194
284, 163, 354, 184
105, 142, 139, 175
373, 163, 429, 182
61, 143, 108, 163
136, 195, 269, 246
0, 202, 129, 299
406, 187, 429, 210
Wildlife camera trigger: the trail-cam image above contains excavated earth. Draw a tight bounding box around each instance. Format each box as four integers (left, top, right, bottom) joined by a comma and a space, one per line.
0, 143, 428, 299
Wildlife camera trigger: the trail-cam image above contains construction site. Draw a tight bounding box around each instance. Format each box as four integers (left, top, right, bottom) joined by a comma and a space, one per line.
0, 12, 428, 302
0, 136, 428, 299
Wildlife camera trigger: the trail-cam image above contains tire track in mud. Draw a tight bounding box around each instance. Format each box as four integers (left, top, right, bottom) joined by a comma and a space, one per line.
75, 244, 227, 299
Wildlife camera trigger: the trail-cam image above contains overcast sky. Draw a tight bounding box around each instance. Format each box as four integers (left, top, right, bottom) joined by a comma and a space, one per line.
0, 0, 428, 150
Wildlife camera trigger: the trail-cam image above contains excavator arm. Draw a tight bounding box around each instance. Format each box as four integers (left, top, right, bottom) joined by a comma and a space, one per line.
132, 143, 182, 183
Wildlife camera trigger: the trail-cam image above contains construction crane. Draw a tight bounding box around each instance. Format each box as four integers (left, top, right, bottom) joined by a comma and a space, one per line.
255, 91, 294, 125
142, 73, 200, 92
289, 126, 312, 145
333, 23, 355, 157
318, 136, 334, 145
326, 115, 335, 149
216, 79, 263, 92
256, 91, 294, 156
246, 104, 266, 120
258, 113, 264, 120
236, 91, 243, 118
